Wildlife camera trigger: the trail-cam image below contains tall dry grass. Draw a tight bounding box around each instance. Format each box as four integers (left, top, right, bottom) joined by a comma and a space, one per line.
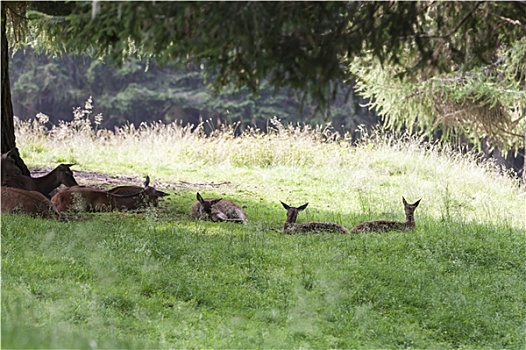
14, 99, 525, 229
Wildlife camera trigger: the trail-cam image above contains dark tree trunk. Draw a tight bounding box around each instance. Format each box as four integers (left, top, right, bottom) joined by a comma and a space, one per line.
1, 3, 15, 153
1, 3, 29, 175
523, 127, 526, 186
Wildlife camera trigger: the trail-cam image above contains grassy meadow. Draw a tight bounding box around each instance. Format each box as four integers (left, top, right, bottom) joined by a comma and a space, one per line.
2, 113, 525, 349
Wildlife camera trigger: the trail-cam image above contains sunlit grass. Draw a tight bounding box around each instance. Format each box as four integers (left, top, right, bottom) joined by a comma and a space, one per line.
14, 110, 524, 229
3, 105, 525, 349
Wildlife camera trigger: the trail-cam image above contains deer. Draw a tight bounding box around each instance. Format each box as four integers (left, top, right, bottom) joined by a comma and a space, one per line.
280, 201, 350, 234
108, 175, 151, 194
350, 197, 421, 233
1, 187, 60, 219
51, 185, 164, 213
1, 148, 23, 182
3, 163, 78, 198
191, 192, 248, 224
107, 175, 169, 206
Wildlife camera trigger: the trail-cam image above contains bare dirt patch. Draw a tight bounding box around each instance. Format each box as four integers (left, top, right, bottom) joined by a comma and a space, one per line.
30, 168, 231, 192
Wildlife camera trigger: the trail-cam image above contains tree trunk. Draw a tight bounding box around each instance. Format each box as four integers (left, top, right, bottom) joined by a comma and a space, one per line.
523, 127, 526, 186
1, 3, 29, 175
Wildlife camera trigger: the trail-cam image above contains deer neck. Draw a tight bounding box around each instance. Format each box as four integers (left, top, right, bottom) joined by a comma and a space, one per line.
32, 171, 60, 195
404, 212, 416, 228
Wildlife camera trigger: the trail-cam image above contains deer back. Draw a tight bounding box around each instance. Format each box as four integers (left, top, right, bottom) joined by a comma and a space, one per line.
52, 186, 160, 212
108, 185, 168, 207
51, 186, 113, 212
111, 186, 162, 210
107, 185, 144, 195
350, 197, 421, 233
350, 219, 409, 233
2, 175, 39, 192
284, 222, 350, 234
213, 199, 248, 224
1, 187, 59, 219
280, 201, 348, 234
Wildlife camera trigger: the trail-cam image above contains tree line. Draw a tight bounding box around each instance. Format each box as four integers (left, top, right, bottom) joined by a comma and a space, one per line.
10, 48, 376, 136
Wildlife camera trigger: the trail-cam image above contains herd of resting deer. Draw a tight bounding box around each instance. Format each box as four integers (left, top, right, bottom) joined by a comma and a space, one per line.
1, 148, 421, 234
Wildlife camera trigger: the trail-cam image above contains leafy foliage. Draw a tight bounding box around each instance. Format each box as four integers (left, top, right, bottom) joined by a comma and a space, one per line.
350, 38, 526, 155
20, 2, 525, 108
346, 2, 526, 158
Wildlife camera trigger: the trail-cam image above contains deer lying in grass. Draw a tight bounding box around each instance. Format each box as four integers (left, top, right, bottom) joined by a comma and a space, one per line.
1, 187, 60, 219
108, 175, 151, 194
1, 148, 22, 182
280, 201, 350, 234
191, 192, 247, 224
51, 185, 164, 213
107, 175, 169, 206
350, 197, 421, 233
3, 164, 78, 198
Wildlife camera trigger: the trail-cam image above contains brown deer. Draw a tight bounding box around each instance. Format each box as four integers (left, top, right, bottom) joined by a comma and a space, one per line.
191, 192, 247, 224
3, 164, 78, 198
1, 148, 23, 182
51, 186, 163, 213
107, 175, 169, 206
350, 197, 421, 233
280, 201, 350, 234
108, 175, 150, 195
1, 187, 60, 219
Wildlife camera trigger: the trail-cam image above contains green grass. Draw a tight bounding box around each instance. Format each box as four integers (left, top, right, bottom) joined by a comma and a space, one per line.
2, 116, 525, 349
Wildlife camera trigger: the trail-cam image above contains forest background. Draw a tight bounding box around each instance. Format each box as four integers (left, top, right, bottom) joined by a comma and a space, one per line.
10, 49, 374, 139
8, 48, 523, 176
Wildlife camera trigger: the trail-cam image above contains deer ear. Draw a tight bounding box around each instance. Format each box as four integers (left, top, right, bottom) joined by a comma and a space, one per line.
281, 201, 290, 210
402, 196, 408, 205
143, 175, 150, 187
413, 199, 421, 207
155, 190, 169, 197
196, 192, 204, 202
298, 203, 309, 211
5, 147, 19, 158
210, 198, 222, 205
